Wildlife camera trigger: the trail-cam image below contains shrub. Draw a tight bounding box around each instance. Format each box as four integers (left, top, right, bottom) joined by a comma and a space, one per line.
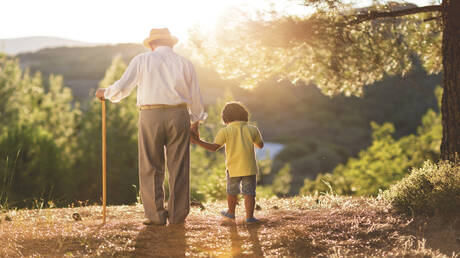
383, 160, 460, 215
197, 166, 227, 201
272, 163, 292, 196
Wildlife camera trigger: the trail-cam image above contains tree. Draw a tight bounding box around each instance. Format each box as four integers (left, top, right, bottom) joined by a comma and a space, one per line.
73, 56, 139, 204
300, 87, 443, 196
191, 0, 459, 161
0, 55, 80, 207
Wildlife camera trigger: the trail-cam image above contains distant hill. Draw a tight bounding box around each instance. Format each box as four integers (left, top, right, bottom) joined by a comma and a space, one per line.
0, 36, 98, 55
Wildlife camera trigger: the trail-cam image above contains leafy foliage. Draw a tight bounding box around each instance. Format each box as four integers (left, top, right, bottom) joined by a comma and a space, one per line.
1, 53, 274, 207
72, 56, 139, 204
271, 163, 292, 196
300, 87, 442, 196
0, 55, 79, 207
0, 23, 447, 207
17, 44, 442, 194
191, 2, 442, 96
0, 126, 71, 207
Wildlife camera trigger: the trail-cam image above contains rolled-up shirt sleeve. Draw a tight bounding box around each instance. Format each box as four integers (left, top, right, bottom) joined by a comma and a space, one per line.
187, 62, 207, 123
104, 56, 141, 103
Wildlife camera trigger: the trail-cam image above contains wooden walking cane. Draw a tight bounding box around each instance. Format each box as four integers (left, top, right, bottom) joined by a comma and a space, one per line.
101, 99, 107, 224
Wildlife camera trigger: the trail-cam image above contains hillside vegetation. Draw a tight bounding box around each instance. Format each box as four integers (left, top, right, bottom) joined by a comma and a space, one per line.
14, 45, 441, 196
1, 196, 458, 257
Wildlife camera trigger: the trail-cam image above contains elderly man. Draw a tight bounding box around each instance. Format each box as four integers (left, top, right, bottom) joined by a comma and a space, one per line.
95, 28, 207, 225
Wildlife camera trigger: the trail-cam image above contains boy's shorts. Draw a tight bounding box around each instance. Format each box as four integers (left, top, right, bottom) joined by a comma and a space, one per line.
226, 171, 256, 196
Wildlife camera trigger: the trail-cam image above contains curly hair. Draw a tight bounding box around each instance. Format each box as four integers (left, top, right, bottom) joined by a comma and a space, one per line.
221, 102, 250, 124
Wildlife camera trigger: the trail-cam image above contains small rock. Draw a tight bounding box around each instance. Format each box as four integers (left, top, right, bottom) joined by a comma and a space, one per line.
272, 206, 279, 210
255, 204, 262, 211
5, 215, 12, 221
191, 201, 205, 211
72, 212, 82, 221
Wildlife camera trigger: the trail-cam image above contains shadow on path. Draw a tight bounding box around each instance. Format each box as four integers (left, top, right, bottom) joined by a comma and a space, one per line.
229, 223, 264, 257
133, 224, 187, 257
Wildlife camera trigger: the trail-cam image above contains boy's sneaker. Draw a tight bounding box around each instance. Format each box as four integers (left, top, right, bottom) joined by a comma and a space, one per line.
220, 210, 235, 219
245, 217, 260, 224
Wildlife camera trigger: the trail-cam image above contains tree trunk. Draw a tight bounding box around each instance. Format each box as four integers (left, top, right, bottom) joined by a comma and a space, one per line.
440, 0, 460, 161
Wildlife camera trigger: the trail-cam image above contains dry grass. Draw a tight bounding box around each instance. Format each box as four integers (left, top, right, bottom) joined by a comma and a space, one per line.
1, 195, 459, 257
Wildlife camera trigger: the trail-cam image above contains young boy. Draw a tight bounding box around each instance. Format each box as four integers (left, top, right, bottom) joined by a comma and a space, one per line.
191, 101, 264, 224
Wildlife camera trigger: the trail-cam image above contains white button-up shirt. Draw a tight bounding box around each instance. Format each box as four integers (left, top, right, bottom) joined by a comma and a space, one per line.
104, 46, 207, 123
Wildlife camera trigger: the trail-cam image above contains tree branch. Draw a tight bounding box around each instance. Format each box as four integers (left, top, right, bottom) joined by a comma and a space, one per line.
423, 15, 442, 22
351, 5, 442, 24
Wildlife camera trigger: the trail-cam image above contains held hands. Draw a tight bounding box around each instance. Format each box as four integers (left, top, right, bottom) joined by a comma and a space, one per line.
190, 121, 199, 136
188, 125, 220, 152
190, 131, 200, 144
95, 88, 106, 101
190, 122, 200, 144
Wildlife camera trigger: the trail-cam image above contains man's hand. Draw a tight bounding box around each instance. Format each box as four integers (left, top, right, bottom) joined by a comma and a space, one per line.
190, 121, 200, 138
95, 88, 106, 100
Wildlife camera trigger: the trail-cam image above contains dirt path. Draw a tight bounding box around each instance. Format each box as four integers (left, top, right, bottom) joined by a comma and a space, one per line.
1, 196, 458, 257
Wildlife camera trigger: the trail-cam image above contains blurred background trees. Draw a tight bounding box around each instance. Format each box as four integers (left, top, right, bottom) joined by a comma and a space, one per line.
0, 54, 274, 207
0, 54, 79, 207
190, 0, 459, 161
0, 41, 446, 208
301, 87, 442, 196
72, 56, 139, 204
1, 1, 455, 208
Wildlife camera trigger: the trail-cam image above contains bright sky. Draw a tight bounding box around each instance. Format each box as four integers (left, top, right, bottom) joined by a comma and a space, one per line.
0, 0, 297, 44
0, 0, 435, 44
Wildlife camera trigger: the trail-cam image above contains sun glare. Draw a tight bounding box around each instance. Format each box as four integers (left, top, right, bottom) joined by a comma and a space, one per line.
0, 0, 310, 45
0, 0, 268, 44
0, 0, 436, 44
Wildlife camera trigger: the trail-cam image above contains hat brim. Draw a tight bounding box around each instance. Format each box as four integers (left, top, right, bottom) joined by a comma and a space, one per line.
143, 36, 178, 49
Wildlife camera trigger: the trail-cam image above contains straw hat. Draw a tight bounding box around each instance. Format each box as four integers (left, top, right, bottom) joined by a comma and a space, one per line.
142, 28, 178, 48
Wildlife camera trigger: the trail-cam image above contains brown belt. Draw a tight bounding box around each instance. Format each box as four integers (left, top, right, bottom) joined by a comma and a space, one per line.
139, 103, 187, 110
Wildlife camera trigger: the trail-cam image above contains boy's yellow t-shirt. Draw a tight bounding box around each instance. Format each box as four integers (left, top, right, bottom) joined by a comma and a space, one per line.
214, 121, 263, 177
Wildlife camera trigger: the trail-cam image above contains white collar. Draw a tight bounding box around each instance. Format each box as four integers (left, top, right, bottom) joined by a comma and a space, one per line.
154, 46, 172, 52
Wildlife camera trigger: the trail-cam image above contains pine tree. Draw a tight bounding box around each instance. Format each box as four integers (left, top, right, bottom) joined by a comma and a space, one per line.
73, 56, 138, 204
192, 0, 459, 161
0, 55, 79, 207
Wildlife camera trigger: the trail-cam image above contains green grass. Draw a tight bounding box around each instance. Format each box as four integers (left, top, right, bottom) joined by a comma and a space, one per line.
0, 151, 21, 211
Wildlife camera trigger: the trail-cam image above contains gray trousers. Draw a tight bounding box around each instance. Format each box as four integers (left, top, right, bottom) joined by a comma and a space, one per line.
138, 107, 190, 224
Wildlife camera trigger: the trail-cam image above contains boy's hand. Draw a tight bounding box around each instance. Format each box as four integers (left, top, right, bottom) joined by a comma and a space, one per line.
190, 132, 200, 143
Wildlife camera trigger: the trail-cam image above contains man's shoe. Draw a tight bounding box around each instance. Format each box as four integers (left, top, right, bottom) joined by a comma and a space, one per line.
220, 210, 235, 219
143, 219, 166, 226
245, 217, 260, 224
